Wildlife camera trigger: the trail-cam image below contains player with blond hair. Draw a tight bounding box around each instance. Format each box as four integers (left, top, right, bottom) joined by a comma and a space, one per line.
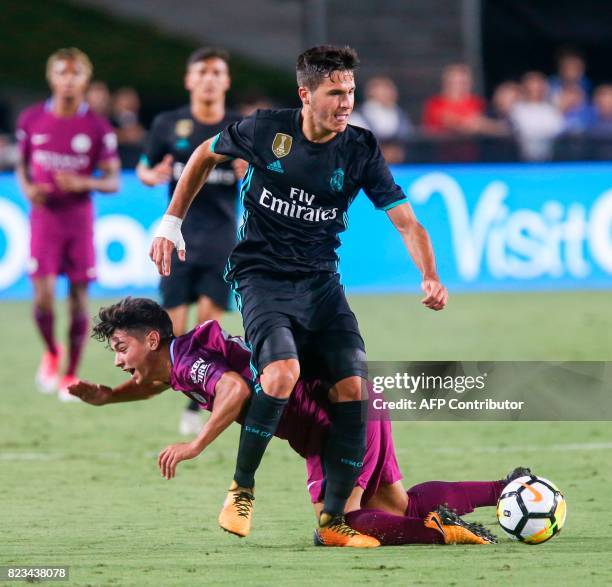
16, 48, 120, 399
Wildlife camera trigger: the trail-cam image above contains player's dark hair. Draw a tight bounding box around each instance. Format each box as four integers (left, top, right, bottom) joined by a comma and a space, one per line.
296, 45, 359, 90
92, 298, 174, 345
187, 47, 230, 68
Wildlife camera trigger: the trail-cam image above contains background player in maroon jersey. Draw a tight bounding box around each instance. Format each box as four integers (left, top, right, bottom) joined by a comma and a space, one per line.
15, 48, 120, 400
69, 298, 509, 546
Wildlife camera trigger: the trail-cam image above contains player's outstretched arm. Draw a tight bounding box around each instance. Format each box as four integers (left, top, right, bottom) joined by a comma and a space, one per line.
149, 138, 229, 276
158, 371, 251, 480
68, 378, 169, 405
387, 203, 449, 311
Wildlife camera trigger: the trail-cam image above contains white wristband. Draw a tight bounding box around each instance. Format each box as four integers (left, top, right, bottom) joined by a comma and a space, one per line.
154, 214, 186, 252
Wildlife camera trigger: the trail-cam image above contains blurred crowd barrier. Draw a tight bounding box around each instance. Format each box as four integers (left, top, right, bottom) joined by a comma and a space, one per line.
7, 135, 612, 170
382, 135, 612, 164
0, 164, 610, 300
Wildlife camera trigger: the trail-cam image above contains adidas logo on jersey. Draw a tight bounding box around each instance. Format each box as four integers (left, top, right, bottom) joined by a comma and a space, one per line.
266, 159, 284, 173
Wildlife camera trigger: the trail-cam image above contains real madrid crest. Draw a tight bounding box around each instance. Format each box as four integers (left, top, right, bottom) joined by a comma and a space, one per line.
330, 168, 344, 192
175, 119, 194, 138
272, 133, 293, 158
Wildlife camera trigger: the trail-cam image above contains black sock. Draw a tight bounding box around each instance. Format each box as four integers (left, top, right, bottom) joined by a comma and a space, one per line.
186, 399, 200, 412
322, 400, 367, 517
233, 390, 289, 488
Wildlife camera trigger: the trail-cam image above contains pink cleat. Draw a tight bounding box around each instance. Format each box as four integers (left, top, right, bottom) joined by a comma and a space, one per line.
35, 347, 62, 394
58, 374, 81, 402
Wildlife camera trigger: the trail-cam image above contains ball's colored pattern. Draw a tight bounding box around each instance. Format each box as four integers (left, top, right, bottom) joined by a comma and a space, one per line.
497, 475, 567, 544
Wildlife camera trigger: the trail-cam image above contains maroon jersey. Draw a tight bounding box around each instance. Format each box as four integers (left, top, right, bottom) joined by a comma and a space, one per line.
169, 320, 332, 457
17, 100, 118, 208
17, 100, 118, 282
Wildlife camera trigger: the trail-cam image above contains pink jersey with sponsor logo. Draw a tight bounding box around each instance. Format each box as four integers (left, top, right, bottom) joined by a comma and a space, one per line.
17, 100, 118, 208
169, 320, 333, 458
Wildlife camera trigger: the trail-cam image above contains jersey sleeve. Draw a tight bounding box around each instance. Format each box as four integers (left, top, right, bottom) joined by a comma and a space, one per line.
361, 137, 407, 211
96, 117, 119, 164
140, 113, 169, 167
210, 113, 257, 162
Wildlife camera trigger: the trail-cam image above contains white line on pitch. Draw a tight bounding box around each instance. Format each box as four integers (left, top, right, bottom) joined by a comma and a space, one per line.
1, 441, 612, 461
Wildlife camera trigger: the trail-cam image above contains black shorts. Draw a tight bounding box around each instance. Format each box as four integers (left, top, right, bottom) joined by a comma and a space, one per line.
230, 272, 367, 384
160, 256, 231, 310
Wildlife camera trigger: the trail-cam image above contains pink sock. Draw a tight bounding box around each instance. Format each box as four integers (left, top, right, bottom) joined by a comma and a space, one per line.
345, 509, 443, 545
67, 312, 89, 376
406, 480, 506, 518
34, 308, 57, 355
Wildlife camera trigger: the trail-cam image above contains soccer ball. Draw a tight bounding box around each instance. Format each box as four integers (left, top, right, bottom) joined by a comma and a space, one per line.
496, 475, 567, 544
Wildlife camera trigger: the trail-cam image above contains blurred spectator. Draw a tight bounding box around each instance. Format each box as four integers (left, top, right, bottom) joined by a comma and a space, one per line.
350, 76, 412, 163
422, 64, 486, 135
86, 80, 111, 117
111, 86, 145, 145
557, 84, 594, 134
588, 85, 612, 137
488, 82, 520, 133
549, 48, 591, 104
0, 135, 18, 169
510, 72, 563, 160
0, 96, 17, 169
351, 76, 413, 142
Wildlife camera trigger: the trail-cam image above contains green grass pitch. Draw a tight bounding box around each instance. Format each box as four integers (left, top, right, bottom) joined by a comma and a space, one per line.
1, 291, 611, 586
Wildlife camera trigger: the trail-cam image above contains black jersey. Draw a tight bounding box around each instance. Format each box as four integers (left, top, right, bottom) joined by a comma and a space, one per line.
142, 105, 241, 264
210, 108, 406, 280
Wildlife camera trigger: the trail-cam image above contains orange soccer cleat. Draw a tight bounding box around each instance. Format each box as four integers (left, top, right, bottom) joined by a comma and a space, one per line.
425, 505, 498, 545
218, 481, 255, 537
314, 513, 380, 548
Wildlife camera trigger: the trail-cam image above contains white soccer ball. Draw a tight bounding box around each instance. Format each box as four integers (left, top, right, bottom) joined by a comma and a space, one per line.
496, 475, 567, 544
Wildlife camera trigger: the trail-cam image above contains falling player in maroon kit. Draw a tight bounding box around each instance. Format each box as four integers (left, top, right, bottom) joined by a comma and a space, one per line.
70, 297, 523, 546
16, 48, 120, 399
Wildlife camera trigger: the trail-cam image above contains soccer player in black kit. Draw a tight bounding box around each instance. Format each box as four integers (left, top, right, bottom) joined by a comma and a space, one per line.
138, 48, 244, 435
151, 45, 448, 547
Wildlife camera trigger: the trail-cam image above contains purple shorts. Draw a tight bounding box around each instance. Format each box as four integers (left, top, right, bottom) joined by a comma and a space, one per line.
29, 202, 96, 283
305, 418, 403, 505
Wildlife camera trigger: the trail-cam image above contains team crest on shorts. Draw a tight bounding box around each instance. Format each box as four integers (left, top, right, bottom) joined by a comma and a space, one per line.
272, 133, 292, 158
175, 119, 193, 138
330, 168, 344, 192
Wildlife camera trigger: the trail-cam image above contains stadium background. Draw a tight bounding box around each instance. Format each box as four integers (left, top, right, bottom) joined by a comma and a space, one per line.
1, 1, 611, 586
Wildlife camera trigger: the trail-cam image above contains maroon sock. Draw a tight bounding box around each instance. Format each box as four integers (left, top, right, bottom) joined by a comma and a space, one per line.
406, 480, 506, 518
345, 509, 443, 545
34, 308, 58, 355
67, 312, 89, 376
